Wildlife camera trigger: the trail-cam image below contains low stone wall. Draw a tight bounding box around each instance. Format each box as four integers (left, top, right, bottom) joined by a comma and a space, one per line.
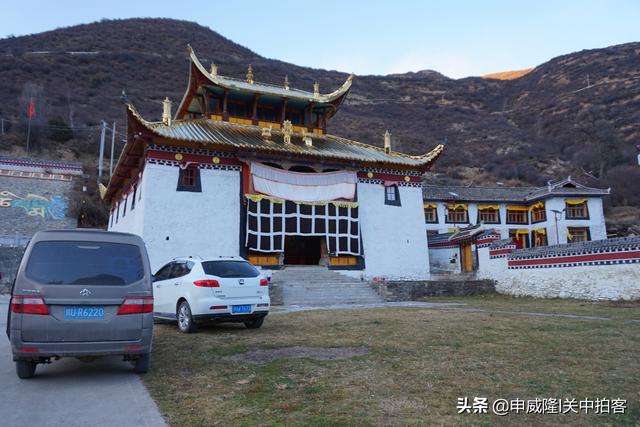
0, 246, 24, 293
477, 236, 640, 301
371, 279, 496, 302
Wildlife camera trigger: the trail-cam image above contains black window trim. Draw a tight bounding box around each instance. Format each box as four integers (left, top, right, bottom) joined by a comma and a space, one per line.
177, 165, 202, 192
384, 185, 401, 207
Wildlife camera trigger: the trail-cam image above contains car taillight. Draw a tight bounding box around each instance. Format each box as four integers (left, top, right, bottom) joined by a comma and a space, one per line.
117, 296, 153, 315
259, 278, 269, 286
194, 280, 220, 287
11, 296, 49, 315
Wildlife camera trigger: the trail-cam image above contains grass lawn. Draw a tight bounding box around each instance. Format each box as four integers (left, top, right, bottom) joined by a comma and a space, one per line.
145, 299, 639, 426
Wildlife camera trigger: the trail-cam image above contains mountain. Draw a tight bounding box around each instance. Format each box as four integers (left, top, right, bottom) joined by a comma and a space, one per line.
0, 18, 638, 227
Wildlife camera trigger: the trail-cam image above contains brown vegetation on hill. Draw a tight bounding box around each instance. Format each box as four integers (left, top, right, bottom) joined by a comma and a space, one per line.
482, 68, 534, 80
0, 18, 638, 228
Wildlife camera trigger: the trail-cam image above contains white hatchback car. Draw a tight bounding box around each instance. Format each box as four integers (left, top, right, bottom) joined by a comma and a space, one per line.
152, 256, 270, 333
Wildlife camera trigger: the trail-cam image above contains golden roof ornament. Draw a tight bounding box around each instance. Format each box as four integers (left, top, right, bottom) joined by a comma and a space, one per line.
302, 129, 313, 147
282, 120, 292, 144
210, 62, 218, 76
246, 64, 254, 84
284, 75, 290, 90
261, 125, 272, 139
162, 97, 172, 126
384, 130, 391, 154
313, 81, 320, 97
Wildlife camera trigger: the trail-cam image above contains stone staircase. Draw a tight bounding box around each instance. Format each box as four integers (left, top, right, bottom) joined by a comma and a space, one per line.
271, 266, 383, 306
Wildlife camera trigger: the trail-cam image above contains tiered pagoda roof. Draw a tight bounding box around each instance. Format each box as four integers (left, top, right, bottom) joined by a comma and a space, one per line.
104, 47, 445, 204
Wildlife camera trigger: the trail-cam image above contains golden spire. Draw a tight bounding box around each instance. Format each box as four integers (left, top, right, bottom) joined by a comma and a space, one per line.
284, 75, 290, 90
384, 130, 391, 154
162, 97, 172, 126
246, 64, 254, 84
210, 62, 218, 76
313, 81, 320, 97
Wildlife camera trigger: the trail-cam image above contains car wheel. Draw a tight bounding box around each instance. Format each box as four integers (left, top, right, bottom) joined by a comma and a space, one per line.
134, 353, 151, 374
244, 317, 264, 329
16, 360, 36, 379
177, 300, 197, 333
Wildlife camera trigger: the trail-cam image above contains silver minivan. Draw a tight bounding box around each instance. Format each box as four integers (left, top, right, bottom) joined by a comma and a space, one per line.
6, 229, 154, 379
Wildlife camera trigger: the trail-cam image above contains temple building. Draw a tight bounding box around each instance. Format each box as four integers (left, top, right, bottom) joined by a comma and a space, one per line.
105, 47, 444, 279
423, 177, 610, 273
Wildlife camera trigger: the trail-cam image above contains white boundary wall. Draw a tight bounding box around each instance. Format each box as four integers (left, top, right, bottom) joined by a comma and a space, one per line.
477, 237, 640, 301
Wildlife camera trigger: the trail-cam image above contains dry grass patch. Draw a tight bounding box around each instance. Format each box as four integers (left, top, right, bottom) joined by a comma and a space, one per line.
145, 303, 639, 426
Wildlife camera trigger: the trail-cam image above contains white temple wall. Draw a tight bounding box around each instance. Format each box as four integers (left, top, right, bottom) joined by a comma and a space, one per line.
138, 164, 241, 272
358, 183, 430, 279
476, 239, 640, 301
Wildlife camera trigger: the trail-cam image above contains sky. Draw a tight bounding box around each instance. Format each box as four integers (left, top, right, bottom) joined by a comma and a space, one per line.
1, 0, 639, 78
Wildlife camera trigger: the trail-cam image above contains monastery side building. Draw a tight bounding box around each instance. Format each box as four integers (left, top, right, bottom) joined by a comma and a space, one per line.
105, 47, 443, 278
423, 177, 609, 248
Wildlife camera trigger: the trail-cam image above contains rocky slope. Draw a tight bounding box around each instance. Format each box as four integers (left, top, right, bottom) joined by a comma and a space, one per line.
0, 18, 638, 224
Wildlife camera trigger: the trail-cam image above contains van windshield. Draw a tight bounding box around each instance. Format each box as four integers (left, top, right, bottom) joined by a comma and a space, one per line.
202, 261, 259, 278
25, 241, 144, 286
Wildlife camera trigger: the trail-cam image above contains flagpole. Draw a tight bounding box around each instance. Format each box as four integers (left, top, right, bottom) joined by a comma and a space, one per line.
26, 96, 32, 154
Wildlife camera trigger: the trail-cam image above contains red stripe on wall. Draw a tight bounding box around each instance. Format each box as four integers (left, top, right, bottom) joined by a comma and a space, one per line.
147, 150, 242, 166
357, 171, 421, 183
490, 248, 514, 256
508, 251, 640, 267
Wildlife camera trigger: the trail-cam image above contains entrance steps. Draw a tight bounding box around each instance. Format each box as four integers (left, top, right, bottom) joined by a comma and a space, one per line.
271, 266, 383, 306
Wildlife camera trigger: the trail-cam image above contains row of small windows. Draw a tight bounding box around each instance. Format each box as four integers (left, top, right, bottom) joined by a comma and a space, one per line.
109, 185, 141, 228
424, 201, 589, 225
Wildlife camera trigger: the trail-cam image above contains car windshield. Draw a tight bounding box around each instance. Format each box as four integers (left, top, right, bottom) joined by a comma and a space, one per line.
202, 260, 259, 278
25, 241, 144, 286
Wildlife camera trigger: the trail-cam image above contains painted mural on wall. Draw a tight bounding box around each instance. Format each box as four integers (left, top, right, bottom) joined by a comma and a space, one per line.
0, 190, 68, 220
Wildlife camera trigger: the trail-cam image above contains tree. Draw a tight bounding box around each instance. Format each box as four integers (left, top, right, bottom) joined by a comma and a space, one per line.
48, 117, 74, 142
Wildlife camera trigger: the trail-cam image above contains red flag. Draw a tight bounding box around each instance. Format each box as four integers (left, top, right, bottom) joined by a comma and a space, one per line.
28, 100, 35, 119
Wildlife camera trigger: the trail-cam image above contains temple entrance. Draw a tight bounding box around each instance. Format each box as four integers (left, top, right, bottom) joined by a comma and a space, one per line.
284, 236, 322, 265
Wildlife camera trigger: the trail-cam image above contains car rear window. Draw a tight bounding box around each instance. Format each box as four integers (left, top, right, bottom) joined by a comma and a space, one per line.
25, 241, 144, 286
202, 261, 259, 278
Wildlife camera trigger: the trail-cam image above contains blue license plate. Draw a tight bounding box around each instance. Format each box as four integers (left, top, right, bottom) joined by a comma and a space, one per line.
231, 305, 252, 314
64, 306, 105, 319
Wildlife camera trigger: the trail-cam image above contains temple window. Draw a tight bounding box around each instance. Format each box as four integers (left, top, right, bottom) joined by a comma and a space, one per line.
530, 202, 546, 222
384, 185, 401, 206
177, 165, 202, 192
228, 101, 250, 118
509, 229, 529, 248
122, 197, 127, 217
477, 205, 500, 224
567, 227, 590, 243
424, 204, 438, 223
285, 109, 303, 125
532, 228, 548, 247
565, 199, 589, 219
257, 106, 277, 122
131, 186, 137, 210
445, 204, 468, 223
110, 211, 114, 228
506, 206, 529, 224
115, 203, 119, 224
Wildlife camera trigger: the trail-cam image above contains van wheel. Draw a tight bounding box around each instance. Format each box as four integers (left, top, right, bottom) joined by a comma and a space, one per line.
177, 301, 197, 333
134, 353, 151, 374
244, 317, 264, 329
16, 360, 36, 379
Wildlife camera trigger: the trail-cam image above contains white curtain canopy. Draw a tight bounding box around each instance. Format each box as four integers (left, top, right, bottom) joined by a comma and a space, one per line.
250, 162, 357, 202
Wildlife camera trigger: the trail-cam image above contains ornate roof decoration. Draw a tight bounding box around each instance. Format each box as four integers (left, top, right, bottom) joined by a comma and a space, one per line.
185, 45, 353, 104
122, 102, 443, 169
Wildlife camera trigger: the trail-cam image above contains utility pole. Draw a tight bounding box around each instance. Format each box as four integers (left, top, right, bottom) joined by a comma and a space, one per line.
109, 121, 116, 177
98, 120, 106, 181
26, 96, 33, 154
